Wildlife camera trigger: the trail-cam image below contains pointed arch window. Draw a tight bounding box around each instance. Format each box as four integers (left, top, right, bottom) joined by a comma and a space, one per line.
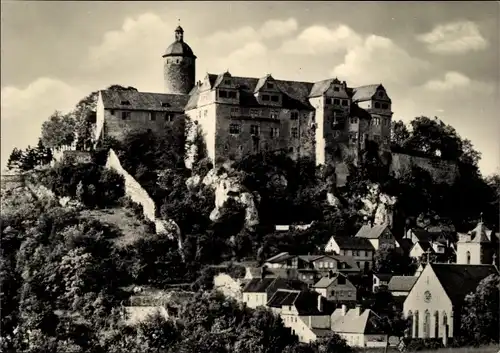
466, 251, 471, 264
423, 310, 431, 338
434, 311, 439, 338
415, 310, 419, 338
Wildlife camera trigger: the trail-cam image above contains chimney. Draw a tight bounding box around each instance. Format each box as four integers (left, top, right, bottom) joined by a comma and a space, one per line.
341, 304, 347, 316
260, 266, 266, 280
354, 304, 361, 316
317, 294, 323, 312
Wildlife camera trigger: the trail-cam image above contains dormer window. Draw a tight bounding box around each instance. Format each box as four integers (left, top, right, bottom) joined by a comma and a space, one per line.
291, 111, 299, 120
334, 86, 340, 92
333, 99, 340, 105
228, 91, 237, 99
374, 102, 381, 109
120, 100, 130, 105
262, 94, 270, 101
161, 102, 170, 107
270, 95, 279, 102
382, 103, 389, 109
224, 79, 231, 85
267, 83, 275, 89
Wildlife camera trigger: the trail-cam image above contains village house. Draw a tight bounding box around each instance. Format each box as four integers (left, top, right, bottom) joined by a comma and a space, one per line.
324, 236, 375, 272
262, 252, 360, 285
267, 289, 335, 343
387, 276, 418, 298
331, 305, 388, 347
241, 277, 307, 309
355, 223, 396, 250
312, 272, 357, 303
372, 273, 393, 293
403, 263, 499, 344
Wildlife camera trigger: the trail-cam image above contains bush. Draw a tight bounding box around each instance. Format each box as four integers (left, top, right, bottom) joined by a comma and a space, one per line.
404, 338, 444, 352
119, 196, 145, 220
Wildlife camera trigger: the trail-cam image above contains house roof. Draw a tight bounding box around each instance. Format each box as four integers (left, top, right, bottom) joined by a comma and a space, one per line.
374, 273, 393, 282
314, 274, 355, 289
100, 90, 188, 112
331, 236, 375, 251
267, 289, 336, 315
308, 78, 349, 99
351, 84, 382, 102
242, 278, 276, 293
430, 264, 499, 306
265, 252, 295, 263
397, 239, 414, 253
413, 241, 434, 253
388, 276, 418, 292
331, 307, 385, 334
350, 104, 373, 120
355, 224, 391, 239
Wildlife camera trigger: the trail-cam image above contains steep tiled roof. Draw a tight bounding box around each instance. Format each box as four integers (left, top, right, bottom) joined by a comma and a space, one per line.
388, 276, 418, 292
314, 274, 355, 289
397, 239, 414, 254
355, 224, 391, 239
332, 236, 375, 251
331, 307, 385, 334
414, 241, 434, 253
350, 104, 373, 120
374, 273, 393, 282
352, 84, 381, 102
100, 90, 188, 112
430, 264, 499, 306
242, 278, 276, 293
267, 289, 301, 308
309, 78, 333, 98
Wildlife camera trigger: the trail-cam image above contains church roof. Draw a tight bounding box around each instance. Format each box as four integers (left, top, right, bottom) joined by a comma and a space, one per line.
468, 222, 492, 243
430, 264, 499, 306
388, 276, 418, 292
100, 90, 188, 112
163, 41, 196, 58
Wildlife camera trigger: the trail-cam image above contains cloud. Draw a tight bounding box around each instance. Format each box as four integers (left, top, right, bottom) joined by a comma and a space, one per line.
209, 42, 271, 77
1, 78, 87, 168
423, 71, 494, 94
416, 20, 488, 54
331, 35, 429, 86
279, 24, 362, 55
259, 18, 298, 39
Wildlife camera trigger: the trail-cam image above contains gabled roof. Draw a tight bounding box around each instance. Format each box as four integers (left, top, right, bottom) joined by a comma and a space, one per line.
388, 276, 418, 292
352, 84, 383, 102
267, 289, 335, 315
309, 78, 349, 99
355, 224, 391, 239
314, 274, 355, 289
412, 241, 434, 253
265, 252, 295, 263
430, 264, 499, 306
350, 104, 373, 120
331, 307, 385, 334
100, 90, 188, 112
374, 273, 393, 282
242, 278, 276, 293
397, 239, 414, 254
331, 236, 375, 251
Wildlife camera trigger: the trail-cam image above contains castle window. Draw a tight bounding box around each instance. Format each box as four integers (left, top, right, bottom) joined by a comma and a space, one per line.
382, 103, 389, 109
326, 98, 333, 105
224, 79, 231, 85
120, 100, 130, 105
291, 111, 299, 120
334, 86, 340, 92
262, 94, 270, 101
121, 111, 131, 120
161, 102, 170, 107
271, 95, 279, 102
229, 123, 241, 135
250, 125, 260, 136
228, 91, 237, 99
230, 107, 239, 116
291, 127, 299, 138
219, 90, 228, 98
250, 109, 261, 117
374, 102, 381, 109
373, 117, 381, 125
270, 127, 279, 138
350, 117, 358, 124
334, 99, 340, 105
342, 100, 348, 106
165, 113, 174, 122
110, 110, 115, 115
267, 83, 274, 89
149, 112, 156, 121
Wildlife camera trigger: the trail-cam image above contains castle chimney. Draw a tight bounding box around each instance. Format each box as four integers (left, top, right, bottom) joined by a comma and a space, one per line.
317, 295, 323, 312
341, 304, 347, 316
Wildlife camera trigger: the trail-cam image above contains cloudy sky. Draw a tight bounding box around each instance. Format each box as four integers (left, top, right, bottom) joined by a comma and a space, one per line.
1, 1, 499, 175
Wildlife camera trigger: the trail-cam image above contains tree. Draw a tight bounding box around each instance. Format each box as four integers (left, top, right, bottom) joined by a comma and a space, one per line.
373, 244, 416, 275
391, 120, 411, 148
461, 274, 500, 345
6, 148, 24, 170
41, 111, 77, 150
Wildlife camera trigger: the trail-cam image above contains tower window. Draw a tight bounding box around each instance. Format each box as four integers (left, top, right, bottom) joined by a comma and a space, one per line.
250, 125, 260, 136
290, 111, 299, 120
110, 110, 115, 116
334, 99, 340, 105
165, 113, 174, 122
219, 90, 228, 98
342, 100, 348, 106
334, 86, 340, 92
121, 111, 131, 120
150, 112, 156, 121
262, 94, 270, 101
228, 91, 237, 99
267, 83, 274, 89
291, 127, 298, 138
374, 102, 381, 109
229, 123, 241, 135
382, 103, 389, 109
271, 95, 279, 102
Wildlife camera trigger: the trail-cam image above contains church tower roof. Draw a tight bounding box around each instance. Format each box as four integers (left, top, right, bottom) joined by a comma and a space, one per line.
163, 24, 196, 58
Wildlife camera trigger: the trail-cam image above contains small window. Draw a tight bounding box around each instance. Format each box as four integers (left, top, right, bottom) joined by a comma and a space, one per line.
382, 103, 389, 109
165, 113, 174, 122
219, 90, 228, 98
228, 91, 237, 99
291, 127, 298, 138
121, 111, 131, 120
229, 123, 241, 135
341, 100, 348, 106
289, 147, 294, 153
224, 79, 231, 85
120, 100, 130, 105
350, 117, 358, 124
267, 82, 274, 89
250, 109, 260, 117
373, 117, 380, 125
326, 98, 333, 105
110, 110, 115, 115
231, 107, 239, 116
150, 112, 157, 121
291, 111, 299, 120
333, 86, 340, 92
374, 102, 381, 109
262, 94, 270, 101
250, 125, 260, 136
270, 127, 279, 138
161, 102, 170, 107
270, 111, 279, 119
271, 95, 279, 102
334, 99, 340, 105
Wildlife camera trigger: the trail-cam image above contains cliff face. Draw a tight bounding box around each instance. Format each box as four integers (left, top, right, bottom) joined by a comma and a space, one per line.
359, 183, 397, 226
389, 152, 459, 184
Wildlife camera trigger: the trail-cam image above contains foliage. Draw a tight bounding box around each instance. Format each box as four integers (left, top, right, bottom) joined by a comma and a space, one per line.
403, 338, 444, 351
6, 139, 53, 172
460, 274, 500, 345
373, 244, 417, 275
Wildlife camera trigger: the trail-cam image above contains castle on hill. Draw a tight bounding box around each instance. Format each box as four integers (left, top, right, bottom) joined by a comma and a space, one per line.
94, 25, 456, 183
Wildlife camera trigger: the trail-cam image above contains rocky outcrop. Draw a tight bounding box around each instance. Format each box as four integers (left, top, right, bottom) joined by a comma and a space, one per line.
360, 183, 397, 226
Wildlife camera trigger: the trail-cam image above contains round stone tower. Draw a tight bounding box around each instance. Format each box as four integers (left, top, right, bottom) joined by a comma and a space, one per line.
162, 25, 196, 95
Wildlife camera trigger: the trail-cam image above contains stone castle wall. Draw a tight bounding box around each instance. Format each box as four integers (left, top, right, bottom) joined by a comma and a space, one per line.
390, 152, 459, 184
164, 56, 195, 95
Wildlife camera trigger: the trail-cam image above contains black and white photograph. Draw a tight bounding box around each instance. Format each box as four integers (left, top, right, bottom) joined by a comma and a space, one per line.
1, 1, 499, 352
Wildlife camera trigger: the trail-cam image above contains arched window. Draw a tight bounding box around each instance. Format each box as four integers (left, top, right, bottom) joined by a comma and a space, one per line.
415, 310, 419, 338
442, 312, 448, 338
466, 251, 471, 264
407, 311, 413, 337
434, 311, 439, 338
423, 310, 431, 338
